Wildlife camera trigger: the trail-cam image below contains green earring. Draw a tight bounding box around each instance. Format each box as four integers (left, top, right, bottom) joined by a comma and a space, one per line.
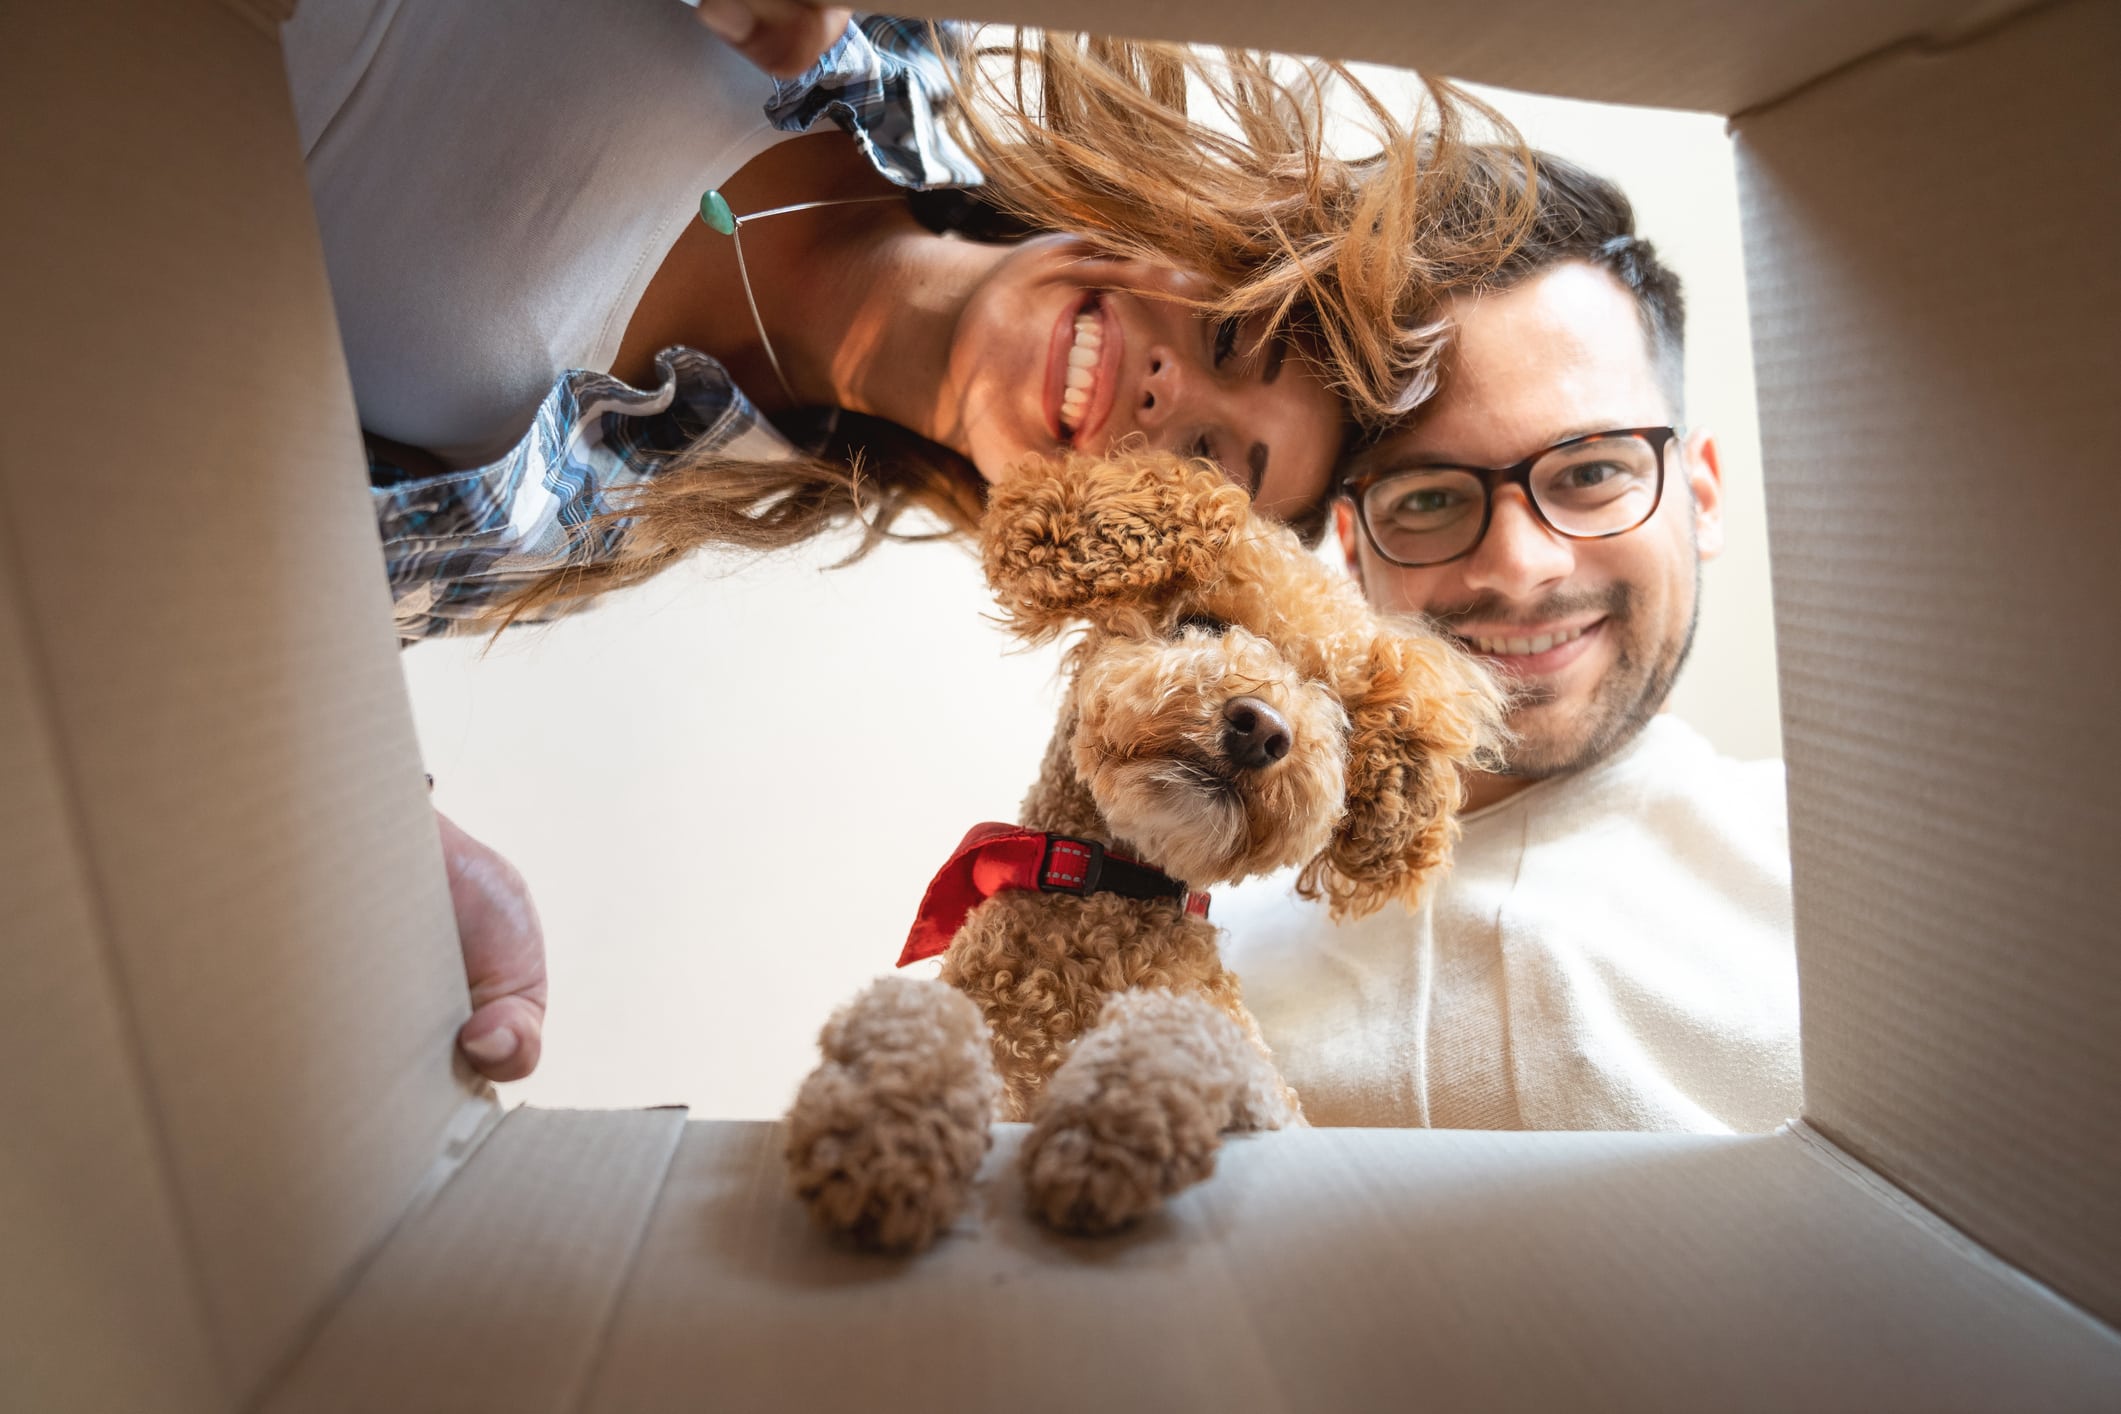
698, 189, 737, 236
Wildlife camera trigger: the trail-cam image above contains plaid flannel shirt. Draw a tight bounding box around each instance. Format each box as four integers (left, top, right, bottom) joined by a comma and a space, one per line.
372, 14, 980, 642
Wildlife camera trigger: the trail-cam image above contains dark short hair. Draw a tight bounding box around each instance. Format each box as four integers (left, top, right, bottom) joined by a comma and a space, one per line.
1463, 148, 1688, 414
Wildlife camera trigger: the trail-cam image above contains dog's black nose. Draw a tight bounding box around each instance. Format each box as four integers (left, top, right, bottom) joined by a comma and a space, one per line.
1221, 696, 1292, 770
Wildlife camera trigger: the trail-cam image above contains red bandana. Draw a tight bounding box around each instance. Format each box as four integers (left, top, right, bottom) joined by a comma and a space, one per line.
897, 822, 1212, 967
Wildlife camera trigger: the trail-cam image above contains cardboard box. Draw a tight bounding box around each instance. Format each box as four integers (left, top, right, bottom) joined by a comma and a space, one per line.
3, 0, 2116, 1409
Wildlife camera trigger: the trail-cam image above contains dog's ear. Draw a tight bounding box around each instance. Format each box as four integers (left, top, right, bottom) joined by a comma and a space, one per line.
981, 450, 1249, 640
1297, 632, 1508, 920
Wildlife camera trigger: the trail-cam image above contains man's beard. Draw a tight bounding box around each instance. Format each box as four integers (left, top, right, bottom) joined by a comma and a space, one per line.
1432, 565, 1701, 782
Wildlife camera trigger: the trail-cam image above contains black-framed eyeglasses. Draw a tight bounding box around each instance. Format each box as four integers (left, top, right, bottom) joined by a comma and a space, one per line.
1343, 426, 1682, 569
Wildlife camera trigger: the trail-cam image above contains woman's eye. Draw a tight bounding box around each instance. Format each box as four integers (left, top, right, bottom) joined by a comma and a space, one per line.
1212, 315, 1241, 368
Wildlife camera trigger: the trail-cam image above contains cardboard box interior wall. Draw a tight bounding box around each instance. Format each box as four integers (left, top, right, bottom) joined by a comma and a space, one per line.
3, 0, 2116, 1409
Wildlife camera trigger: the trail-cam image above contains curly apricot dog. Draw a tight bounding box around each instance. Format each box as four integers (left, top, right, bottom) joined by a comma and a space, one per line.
785, 450, 1503, 1250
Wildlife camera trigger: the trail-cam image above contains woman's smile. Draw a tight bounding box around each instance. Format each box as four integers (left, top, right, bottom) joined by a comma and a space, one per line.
1046, 294, 1124, 446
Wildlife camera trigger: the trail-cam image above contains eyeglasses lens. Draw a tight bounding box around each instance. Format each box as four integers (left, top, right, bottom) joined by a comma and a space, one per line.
1362, 469, 1487, 566
1362, 433, 1663, 566
1530, 435, 1662, 536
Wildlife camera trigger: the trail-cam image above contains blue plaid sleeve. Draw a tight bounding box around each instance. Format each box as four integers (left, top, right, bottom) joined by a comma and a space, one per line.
370, 350, 799, 642
764, 14, 983, 191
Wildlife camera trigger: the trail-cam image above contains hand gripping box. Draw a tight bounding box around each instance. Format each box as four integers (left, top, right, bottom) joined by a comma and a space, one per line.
2, 1, 2117, 1410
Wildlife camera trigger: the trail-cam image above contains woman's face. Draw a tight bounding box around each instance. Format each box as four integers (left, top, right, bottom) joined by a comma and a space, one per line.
946, 237, 1345, 524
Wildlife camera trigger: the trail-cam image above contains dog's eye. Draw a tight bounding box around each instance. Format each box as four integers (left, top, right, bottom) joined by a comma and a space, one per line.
1174, 613, 1229, 638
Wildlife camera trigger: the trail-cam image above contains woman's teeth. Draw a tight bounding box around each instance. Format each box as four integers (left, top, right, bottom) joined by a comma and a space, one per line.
1468, 624, 1588, 657
1059, 312, 1102, 435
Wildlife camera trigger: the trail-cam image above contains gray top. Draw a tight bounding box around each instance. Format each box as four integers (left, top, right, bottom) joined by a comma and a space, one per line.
284, 0, 797, 466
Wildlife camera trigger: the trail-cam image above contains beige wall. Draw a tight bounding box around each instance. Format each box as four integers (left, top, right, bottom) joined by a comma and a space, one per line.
401, 80, 1777, 1119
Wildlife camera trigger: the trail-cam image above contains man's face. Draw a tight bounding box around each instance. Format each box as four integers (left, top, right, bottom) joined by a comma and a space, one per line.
1336, 261, 1724, 782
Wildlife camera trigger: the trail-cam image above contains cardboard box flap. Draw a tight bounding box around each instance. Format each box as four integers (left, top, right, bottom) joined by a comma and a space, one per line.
261, 1108, 689, 1414
0, 517, 223, 1414
1734, 0, 2121, 1327
882, 0, 2026, 114
1, 0, 488, 1403
562, 1122, 2121, 1413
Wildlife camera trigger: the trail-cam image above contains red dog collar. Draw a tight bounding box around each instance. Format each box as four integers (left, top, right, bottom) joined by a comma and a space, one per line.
898, 822, 1211, 967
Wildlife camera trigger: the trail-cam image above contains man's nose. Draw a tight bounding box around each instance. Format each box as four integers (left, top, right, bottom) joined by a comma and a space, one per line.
1460, 486, 1574, 598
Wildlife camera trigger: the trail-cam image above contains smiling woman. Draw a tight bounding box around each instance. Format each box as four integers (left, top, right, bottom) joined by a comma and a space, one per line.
606, 150, 1343, 514
293, 5, 1533, 640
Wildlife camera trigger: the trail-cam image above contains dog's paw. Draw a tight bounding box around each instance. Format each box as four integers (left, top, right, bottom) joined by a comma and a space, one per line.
1020, 1107, 1210, 1236
783, 977, 999, 1253
1018, 990, 1249, 1235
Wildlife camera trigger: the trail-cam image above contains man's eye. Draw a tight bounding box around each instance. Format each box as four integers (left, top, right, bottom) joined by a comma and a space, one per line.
1212, 315, 1240, 368
1392, 487, 1462, 517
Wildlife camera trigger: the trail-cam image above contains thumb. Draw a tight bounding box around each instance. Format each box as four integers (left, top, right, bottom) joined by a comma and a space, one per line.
694, 0, 852, 81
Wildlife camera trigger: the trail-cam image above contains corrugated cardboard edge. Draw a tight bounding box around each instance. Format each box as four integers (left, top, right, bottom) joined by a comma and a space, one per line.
1781, 1121, 2118, 1335
1726, 0, 2055, 117
575, 1120, 2121, 1414
872, 0, 2029, 114
396, 1089, 511, 1223
260, 1107, 688, 1414
234, 1091, 504, 1413
5, 0, 489, 1401
1734, 0, 2121, 1325
0, 479, 226, 1414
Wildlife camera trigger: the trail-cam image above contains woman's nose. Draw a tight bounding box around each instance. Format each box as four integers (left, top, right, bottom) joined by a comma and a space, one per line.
1135, 347, 1189, 429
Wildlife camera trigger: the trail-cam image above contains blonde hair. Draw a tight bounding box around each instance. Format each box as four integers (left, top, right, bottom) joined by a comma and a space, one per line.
951, 32, 1530, 422
489, 28, 1533, 634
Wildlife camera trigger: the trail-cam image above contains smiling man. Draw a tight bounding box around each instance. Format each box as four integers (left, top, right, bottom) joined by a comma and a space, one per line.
1347, 272, 1710, 814
1223, 150, 1802, 1134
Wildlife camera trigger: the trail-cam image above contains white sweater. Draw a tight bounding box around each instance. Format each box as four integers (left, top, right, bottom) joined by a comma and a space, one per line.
1221, 715, 1801, 1133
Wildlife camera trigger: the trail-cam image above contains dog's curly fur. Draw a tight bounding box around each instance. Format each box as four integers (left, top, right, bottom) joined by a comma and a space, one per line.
786, 450, 1503, 1251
